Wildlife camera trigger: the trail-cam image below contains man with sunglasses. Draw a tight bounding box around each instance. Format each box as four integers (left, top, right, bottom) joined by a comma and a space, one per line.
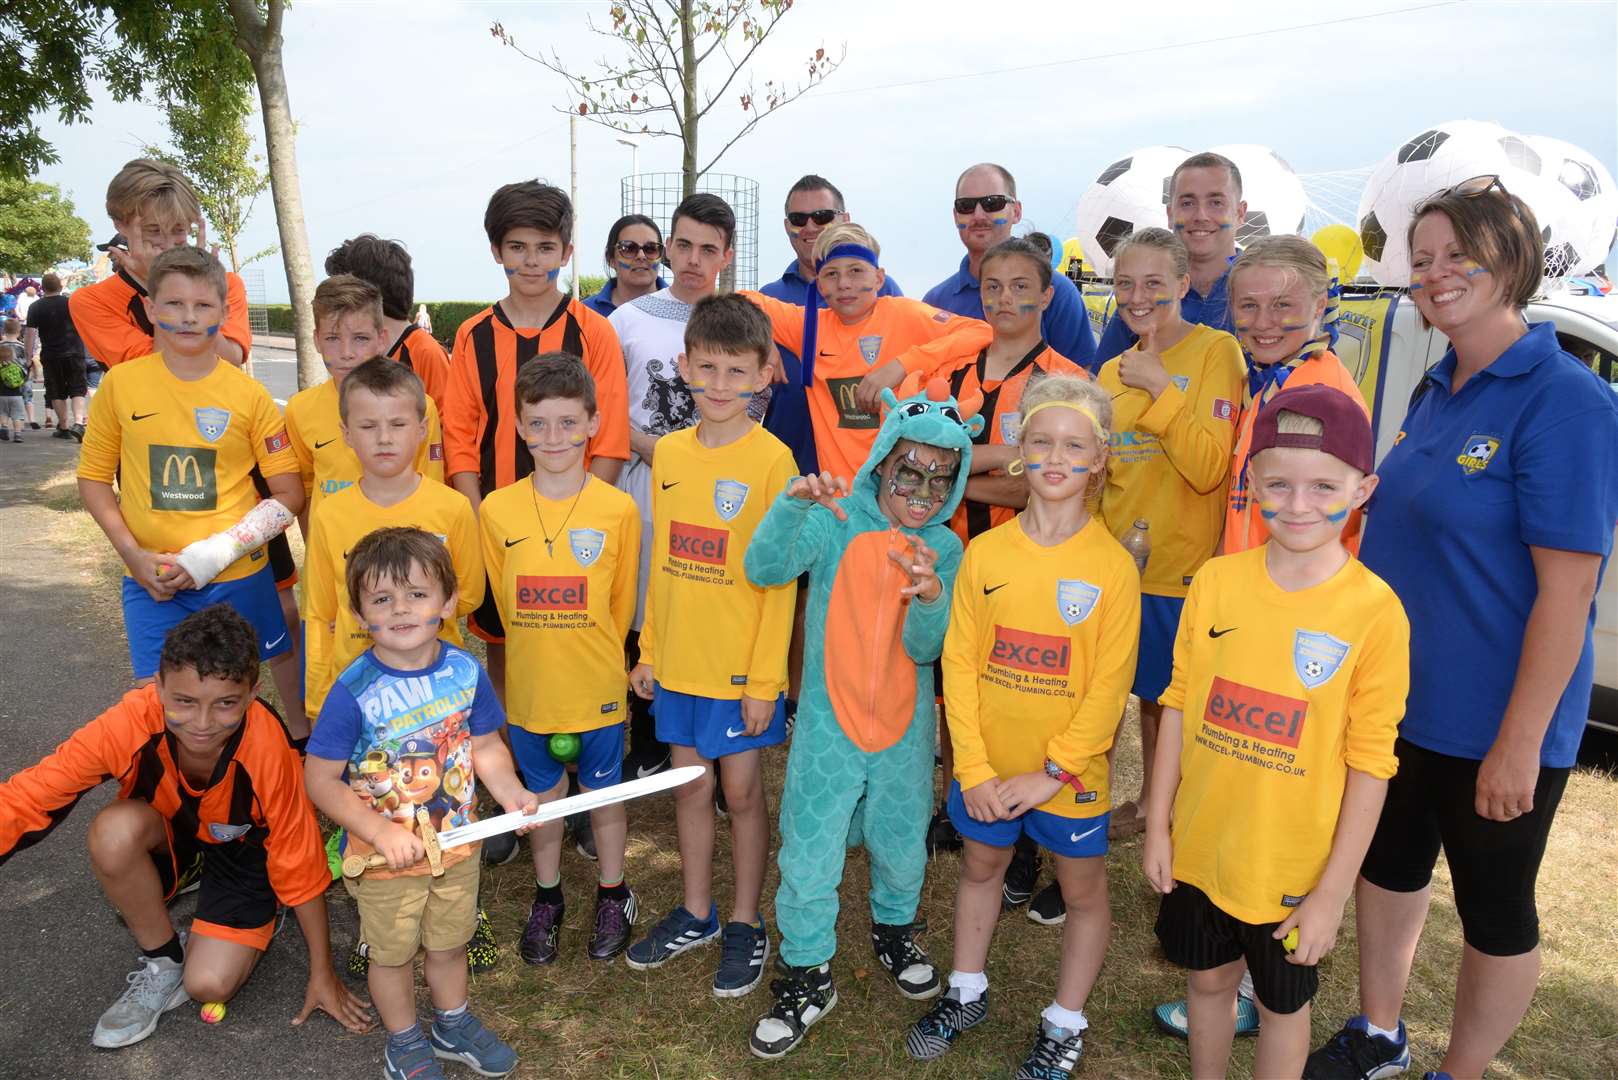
760, 175, 905, 477
923, 164, 1096, 373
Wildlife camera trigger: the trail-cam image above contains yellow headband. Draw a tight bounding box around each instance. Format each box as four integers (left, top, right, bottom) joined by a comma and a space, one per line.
1020, 398, 1106, 440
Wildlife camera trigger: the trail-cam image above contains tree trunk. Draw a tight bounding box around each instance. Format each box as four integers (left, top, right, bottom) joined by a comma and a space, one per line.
680, 0, 697, 198
228, 0, 321, 389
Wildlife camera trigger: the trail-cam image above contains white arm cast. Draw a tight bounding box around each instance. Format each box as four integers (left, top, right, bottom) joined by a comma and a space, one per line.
174, 498, 295, 587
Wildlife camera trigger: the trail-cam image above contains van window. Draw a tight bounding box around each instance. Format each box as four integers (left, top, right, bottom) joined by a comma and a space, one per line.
1557, 332, 1617, 390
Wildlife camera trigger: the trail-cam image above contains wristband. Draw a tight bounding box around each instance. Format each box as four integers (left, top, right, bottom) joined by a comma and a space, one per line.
1044, 757, 1086, 793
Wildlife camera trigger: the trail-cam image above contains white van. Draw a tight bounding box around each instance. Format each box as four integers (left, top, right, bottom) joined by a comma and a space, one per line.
1082, 282, 1618, 738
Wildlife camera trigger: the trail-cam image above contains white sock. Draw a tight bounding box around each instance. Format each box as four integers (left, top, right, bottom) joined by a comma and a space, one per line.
1237, 969, 1256, 1001
1365, 1016, 1401, 1041
947, 970, 988, 1003
1041, 1002, 1088, 1033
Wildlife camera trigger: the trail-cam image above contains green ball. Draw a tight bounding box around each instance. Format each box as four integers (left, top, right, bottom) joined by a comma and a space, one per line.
548, 732, 582, 763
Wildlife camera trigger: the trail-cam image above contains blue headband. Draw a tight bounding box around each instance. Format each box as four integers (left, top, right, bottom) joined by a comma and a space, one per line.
801, 243, 882, 388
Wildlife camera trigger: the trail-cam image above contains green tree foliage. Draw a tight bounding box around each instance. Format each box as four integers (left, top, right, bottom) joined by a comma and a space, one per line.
142, 102, 277, 273
0, 178, 93, 273
492, 0, 842, 197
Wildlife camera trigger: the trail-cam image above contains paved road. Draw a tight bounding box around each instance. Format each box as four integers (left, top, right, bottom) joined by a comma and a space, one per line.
0, 424, 380, 1080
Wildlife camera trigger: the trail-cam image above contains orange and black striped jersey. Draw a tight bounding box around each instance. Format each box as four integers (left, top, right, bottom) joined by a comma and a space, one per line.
68, 268, 253, 368
442, 300, 631, 495
387, 323, 452, 415
0, 685, 329, 908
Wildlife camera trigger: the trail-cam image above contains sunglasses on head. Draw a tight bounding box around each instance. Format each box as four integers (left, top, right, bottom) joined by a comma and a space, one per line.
787, 209, 841, 228
953, 194, 1014, 215
1442, 174, 1533, 231
615, 240, 663, 259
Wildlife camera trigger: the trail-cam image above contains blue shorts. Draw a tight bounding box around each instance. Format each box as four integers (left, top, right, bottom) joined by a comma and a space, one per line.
509, 723, 624, 794
1134, 593, 1187, 703
653, 685, 787, 760
121, 565, 291, 679
945, 780, 1109, 859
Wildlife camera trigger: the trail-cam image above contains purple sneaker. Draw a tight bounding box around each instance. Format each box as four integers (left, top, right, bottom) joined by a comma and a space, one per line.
519, 895, 564, 966
588, 887, 637, 961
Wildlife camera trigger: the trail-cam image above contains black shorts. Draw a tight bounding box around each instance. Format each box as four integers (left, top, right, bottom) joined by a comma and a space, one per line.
249, 467, 297, 588
468, 573, 504, 643
42, 354, 87, 401
157, 826, 279, 950
1359, 737, 1569, 957
1155, 881, 1317, 1015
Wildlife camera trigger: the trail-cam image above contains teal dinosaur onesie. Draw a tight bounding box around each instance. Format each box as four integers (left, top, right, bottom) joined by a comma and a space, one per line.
745, 380, 981, 968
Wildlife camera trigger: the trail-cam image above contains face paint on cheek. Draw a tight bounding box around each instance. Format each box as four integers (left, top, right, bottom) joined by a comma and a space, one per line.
1408, 272, 1424, 291
860, 285, 875, 293
1323, 500, 1351, 523
427, 615, 442, 627
1154, 295, 1173, 307
617, 262, 637, 272
1258, 499, 1282, 521
1234, 319, 1252, 331
546, 268, 560, 281
990, 217, 1009, 226
1018, 302, 1040, 313
955, 221, 969, 231
1279, 322, 1312, 332
367, 624, 384, 634
1023, 452, 1046, 472
788, 227, 803, 238
687, 380, 706, 395
504, 267, 517, 277
735, 390, 754, 400
1461, 258, 1488, 279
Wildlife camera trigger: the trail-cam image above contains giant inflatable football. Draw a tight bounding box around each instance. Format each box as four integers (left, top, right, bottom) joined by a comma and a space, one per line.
1208, 143, 1307, 245
1073, 145, 1189, 278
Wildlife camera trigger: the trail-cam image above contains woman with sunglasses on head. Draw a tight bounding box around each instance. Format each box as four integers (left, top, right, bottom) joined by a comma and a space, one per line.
1306, 178, 1618, 1080
584, 214, 667, 318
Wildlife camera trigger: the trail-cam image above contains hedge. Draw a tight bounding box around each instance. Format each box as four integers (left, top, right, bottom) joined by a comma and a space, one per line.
258, 276, 609, 347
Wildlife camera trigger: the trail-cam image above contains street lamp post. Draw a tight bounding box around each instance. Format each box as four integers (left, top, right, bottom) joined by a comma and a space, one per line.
616, 137, 639, 211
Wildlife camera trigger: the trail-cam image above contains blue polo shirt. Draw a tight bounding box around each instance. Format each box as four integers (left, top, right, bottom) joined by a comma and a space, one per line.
583, 275, 668, 318
758, 260, 904, 475
1094, 262, 1235, 368
923, 255, 1096, 372
1360, 322, 1618, 767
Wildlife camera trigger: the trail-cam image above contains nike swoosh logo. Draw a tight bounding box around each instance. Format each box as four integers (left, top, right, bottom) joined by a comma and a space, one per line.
505, 536, 528, 547
725, 725, 746, 738
983, 583, 1008, 596
1208, 626, 1237, 638
1069, 823, 1103, 843
635, 764, 664, 779
593, 768, 614, 779
314, 438, 335, 449
660, 481, 680, 490
131, 411, 157, 421
262, 633, 287, 650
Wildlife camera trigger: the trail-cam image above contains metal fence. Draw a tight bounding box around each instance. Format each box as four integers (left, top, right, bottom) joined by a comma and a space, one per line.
240, 266, 269, 334
620, 172, 760, 291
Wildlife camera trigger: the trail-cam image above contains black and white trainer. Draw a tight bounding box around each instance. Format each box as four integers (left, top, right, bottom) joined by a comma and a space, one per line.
904, 987, 988, 1061
713, 918, 769, 998
1015, 1018, 1084, 1079
870, 921, 940, 999
749, 961, 836, 1060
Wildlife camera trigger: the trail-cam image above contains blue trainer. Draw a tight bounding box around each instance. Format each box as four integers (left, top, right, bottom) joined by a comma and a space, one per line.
713, 918, 769, 998
431, 1010, 518, 1077
1152, 993, 1260, 1038
624, 904, 720, 970
1304, 1015, 1410, 1080
384, 1030, 447, 1080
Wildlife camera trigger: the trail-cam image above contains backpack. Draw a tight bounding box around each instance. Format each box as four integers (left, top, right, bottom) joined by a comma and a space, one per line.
0, 346, 24, 390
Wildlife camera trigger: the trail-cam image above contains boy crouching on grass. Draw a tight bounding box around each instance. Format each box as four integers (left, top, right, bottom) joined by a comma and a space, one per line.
305, 527, 539, 1080
624, 295, 796, 994
1143, 385, 1408, 1080
0, 605, 370, 1050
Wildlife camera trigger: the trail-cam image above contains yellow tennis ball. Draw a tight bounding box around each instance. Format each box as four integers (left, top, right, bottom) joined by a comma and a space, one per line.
200, 1001, 227, 1024
1282, 927, 1300, 953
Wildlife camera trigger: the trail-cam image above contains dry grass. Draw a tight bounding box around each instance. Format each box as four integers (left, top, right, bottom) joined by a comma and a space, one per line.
43, 477, 1618, 1078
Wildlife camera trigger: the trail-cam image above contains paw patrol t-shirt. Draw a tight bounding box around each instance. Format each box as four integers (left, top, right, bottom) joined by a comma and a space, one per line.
308, 641, 504, 878
1161, 546, 1407, 924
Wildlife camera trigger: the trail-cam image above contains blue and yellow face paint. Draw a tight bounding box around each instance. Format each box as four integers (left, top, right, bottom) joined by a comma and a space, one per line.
1258, 498, 1282, 521
157, 321, 219, 336
1323, 499, 1351, 523
1409, 271, 1424, 291
1460, 257, 1488, 278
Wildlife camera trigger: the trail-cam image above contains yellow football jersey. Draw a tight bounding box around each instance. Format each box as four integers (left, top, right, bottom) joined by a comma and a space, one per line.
1097, 324, 1245, 598
303, 476, 484, 717
284, 378, 444, 520
942, 515, 1141, 820
639, 424, 796, 700
1161, 546, 1408, 923
78, 353, 296, 583
479, 475, 640, 734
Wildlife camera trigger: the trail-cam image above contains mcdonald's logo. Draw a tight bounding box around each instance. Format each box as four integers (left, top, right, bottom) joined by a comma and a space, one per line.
148, 444, 218, 510
825, 375, 879, 430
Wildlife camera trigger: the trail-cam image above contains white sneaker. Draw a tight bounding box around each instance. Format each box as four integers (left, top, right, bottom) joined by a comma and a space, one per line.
91, 954, 189, 1048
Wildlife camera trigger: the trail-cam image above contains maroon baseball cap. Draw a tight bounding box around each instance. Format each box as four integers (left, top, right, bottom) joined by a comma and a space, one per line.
1249, 384, 1374, 474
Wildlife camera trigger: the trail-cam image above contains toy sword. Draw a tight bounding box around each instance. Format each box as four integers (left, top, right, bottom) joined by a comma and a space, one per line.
341, 766, 703, 878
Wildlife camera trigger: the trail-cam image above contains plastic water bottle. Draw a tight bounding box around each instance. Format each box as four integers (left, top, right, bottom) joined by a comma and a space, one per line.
1121, 518, 1151, 575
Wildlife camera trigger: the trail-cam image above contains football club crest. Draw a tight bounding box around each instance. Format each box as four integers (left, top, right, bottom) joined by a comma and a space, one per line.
1456, 434, 1500, 475
1293, 629, 1351, 689
194, 407, 232, 442
1171, 374, 1190, 392
569, 528, 605, 568
713, 479, 749, 521
1000, 410, 1022, 445
1056, 579, 1102, 626
857, 335, 883, 365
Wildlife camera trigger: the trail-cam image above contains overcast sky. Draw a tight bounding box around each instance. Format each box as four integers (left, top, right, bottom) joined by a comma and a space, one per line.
31, 0, 1618, 304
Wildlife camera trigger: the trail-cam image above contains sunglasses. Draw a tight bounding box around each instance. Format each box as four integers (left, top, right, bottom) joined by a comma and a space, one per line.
615, 241, 663, 259
787, 209, 841, 228
953, 194, 1014, 215
1442, 174, 1533, 231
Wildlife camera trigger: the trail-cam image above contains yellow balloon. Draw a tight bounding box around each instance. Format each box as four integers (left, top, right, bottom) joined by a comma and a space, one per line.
1312, 225, 1364, 282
